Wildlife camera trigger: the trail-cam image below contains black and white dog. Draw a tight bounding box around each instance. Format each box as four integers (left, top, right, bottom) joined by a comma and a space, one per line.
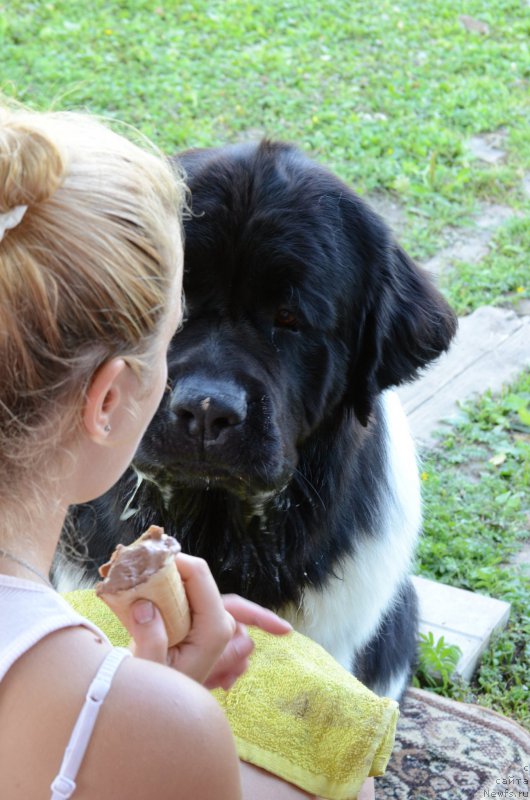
57, 141, 456, 700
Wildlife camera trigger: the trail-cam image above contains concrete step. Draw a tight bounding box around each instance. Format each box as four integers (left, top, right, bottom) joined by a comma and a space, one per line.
412, 576, 511, 681
398, 306, 530, 447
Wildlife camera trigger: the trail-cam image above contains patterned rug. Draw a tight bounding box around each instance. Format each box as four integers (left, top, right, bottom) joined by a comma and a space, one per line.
378, 688, 530, 799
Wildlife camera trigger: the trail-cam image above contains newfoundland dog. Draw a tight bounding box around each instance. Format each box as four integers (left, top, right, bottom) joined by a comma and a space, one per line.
57, 141, 457, 700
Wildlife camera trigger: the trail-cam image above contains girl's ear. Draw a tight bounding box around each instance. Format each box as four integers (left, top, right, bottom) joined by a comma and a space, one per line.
83, 358, 128, 442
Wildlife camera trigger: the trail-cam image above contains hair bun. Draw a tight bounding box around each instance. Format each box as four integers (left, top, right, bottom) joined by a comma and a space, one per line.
0, 112, 66, 212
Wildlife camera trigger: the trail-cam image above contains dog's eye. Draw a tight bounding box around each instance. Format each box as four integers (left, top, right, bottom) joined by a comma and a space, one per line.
274, 308, 299, 331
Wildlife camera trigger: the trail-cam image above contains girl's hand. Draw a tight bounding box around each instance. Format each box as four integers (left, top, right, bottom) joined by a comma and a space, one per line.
203, 593, 293, 690
127, 553, 292, 689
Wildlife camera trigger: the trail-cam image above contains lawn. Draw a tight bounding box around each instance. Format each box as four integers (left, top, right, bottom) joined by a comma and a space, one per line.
416, 370, 530, 729
2, 0, 529, 724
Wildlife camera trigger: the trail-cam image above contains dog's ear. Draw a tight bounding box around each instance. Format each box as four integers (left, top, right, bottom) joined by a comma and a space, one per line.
348, 237, 457, 426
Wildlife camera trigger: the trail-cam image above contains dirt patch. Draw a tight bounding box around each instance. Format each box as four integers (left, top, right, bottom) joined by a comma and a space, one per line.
366, 192, 407, 236
511, 540, 530, 569
422, 203, 514, 280
467, 130, 508, 164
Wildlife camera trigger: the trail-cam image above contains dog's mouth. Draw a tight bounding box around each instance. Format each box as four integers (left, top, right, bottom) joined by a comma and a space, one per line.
131, 457, 280, 503
171, 463, 252, 492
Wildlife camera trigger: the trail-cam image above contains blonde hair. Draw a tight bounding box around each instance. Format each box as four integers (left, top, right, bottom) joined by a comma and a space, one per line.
0, 104, 186, 497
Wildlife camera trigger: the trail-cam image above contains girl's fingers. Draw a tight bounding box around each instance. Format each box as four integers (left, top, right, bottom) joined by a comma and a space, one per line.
204, 664, 250, 692
222, 594, 293, 635
176, 556, 291, 637
176, 554, 236, 635
166, 554, 237, 682
202, 598, 293, 689
128, 600, 169, 664
202, 623, 254, 689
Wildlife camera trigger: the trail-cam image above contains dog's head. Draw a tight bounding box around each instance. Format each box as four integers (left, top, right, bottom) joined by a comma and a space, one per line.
134, 141, 456, 498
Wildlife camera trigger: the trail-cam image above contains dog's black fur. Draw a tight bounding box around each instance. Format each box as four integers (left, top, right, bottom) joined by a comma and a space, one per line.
59, 141, 456, 698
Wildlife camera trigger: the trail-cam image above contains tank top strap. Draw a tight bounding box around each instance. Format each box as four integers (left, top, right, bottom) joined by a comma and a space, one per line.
50, 646, 131, 800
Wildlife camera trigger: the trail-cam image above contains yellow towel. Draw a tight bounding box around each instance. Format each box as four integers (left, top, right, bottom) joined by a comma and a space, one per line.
64, 589, 399, 800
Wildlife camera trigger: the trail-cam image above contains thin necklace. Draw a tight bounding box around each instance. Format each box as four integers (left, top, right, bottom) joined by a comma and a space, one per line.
0, 548, 53, 588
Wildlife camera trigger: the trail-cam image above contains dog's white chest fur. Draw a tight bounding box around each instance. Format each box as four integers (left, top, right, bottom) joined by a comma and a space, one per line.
281, 391, 420, 694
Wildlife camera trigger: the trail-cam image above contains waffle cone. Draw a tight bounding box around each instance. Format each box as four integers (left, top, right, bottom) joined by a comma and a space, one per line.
98, 557, 191, 647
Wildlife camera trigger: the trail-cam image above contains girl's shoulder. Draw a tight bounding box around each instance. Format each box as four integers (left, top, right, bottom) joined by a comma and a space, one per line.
0, 625, 241, 800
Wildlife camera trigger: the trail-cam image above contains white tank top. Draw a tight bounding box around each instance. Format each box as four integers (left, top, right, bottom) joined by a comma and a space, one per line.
0, 574, 108, 679
0, 574, 131, 799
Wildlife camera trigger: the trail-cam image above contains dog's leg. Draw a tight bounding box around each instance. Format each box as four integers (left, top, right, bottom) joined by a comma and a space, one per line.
352, 578, 418, 701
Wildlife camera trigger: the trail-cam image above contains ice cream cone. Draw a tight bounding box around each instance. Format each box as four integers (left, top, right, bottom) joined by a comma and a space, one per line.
96, 526, 191, 647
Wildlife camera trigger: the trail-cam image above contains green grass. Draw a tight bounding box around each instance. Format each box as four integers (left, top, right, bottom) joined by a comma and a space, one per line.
2, 0, 529, 724
5, 2, 529, 312
416, 371, 530, 729
2, 1, 529, 281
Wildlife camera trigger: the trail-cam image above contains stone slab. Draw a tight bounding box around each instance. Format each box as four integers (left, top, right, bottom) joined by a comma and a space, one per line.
397, 306, 530, 447
412, 575, 511, 681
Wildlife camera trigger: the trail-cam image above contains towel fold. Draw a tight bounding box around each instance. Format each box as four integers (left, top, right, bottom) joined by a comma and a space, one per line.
64, 589, 398, 800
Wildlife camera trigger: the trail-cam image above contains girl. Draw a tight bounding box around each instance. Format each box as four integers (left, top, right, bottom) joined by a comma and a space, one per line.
0, 104, 374, 800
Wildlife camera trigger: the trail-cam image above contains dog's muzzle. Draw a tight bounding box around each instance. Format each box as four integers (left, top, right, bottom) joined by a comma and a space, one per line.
170, 376, 248, 446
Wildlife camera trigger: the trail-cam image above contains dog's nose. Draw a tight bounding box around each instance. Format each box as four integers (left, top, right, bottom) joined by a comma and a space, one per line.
170, 378, 247, 442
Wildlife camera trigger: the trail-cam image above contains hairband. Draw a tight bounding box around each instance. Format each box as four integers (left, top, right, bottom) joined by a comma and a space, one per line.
0, 205, 28, 243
